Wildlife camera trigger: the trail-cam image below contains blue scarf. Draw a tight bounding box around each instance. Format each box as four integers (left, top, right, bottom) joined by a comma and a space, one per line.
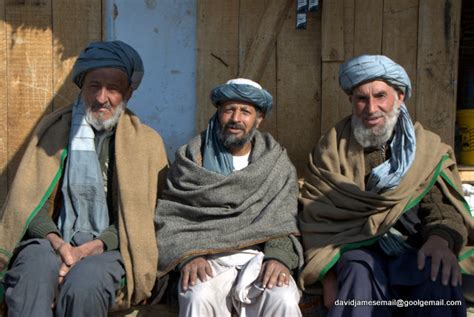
365, 104, 417, 256
57, 97, 110, 245
202, 113, 234, 175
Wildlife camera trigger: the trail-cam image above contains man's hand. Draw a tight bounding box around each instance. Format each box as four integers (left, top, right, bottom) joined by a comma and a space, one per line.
259, 259, 290, 289
322, 269, 338, 309
180, 257, 213, 291
47, 233, 105, 284
417, 235, 461, 287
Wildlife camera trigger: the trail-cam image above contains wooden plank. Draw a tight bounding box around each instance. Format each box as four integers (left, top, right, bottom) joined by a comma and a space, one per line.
321, 0, 344, 61
239, 0, 278, 138
416, 0, 461, 147
52, 0, 102, 110
321, 62, 351, 133
343, 0, 355, 59
0, 1, 7, 206
196, 0, 239, 132
277, 3, 321, 176
382, 0, 418, 119
354, 0, 383, 55
6, 0, 53, 188
239, 0, 291, 81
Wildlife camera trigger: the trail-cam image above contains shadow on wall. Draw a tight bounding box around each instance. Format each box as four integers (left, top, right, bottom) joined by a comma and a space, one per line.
0, 0, 102, 207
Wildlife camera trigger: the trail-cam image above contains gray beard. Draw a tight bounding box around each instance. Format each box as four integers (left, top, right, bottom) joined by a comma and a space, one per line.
218, 121, 257, 149
351, 106, 400, 148
85, 101, 126, 131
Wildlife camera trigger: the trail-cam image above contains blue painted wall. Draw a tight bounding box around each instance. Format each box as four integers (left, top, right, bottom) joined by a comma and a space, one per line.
105, 0, 197, 160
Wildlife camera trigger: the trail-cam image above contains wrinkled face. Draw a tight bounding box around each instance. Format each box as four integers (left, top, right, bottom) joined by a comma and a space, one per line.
81, 67, 132, 131
350, 80, 404, 129
350, 80, 404, 148
217, 101, 263, 153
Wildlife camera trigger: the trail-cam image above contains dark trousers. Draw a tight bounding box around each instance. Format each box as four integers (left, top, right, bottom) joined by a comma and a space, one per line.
4, 238, 125, 317
328, 246, 466, 317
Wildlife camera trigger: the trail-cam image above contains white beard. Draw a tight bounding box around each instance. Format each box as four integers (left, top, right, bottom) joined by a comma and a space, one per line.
352, 103, 401, 148
85, 100, 126, 131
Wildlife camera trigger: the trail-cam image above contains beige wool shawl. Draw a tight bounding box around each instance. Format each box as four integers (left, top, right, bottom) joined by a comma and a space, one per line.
299, 116, 474, 289
0, 105, 168, 308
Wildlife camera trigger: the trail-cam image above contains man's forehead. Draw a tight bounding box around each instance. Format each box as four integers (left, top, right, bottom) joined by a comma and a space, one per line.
352, 80, 394, 95
220, 101, 257, 110
83, 67, 129, 84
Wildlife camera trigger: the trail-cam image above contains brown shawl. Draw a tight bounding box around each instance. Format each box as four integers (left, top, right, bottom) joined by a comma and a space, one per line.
0, 105, 168, 308
299, 116, 474, 289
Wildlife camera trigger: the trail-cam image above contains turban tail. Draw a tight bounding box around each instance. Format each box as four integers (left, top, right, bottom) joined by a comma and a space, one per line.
339, 55, 412, 100
210, 84, 273, 116
72, 40, 144, 90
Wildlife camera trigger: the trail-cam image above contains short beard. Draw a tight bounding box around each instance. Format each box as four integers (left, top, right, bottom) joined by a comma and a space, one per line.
218, 121, 257, 150
352, 102, 401, 148
85, 100, 126, 131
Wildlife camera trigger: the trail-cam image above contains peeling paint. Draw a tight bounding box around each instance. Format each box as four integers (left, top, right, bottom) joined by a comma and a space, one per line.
154, 27, 159, 33
170, 70, 181, 74
145, 0, 157, 10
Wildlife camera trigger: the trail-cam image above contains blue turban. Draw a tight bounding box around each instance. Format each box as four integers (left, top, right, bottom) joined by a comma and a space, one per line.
210, 78, 273, 116
339, 55, 412, 100
72, 40, 144, 90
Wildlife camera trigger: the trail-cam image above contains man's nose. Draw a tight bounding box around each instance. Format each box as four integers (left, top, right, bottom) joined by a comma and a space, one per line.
96, 87, 108, 104
365, 97, 378, 114
231, 111, 242, 122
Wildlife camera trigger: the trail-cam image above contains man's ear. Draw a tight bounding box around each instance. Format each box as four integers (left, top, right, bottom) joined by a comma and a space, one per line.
125, 87, 133, 101
256, 112, 264, 128
397, 90, 405, 102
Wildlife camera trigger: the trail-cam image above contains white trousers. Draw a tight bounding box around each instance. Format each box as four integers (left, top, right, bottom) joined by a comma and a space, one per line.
178, 251, 302, 317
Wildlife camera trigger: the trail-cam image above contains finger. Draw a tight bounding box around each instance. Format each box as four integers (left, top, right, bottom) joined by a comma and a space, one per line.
205, 262, 214, 278
181, 269, 190, 291
261, 264, 275, 288
417, 249, 426, 270
197, 266, 209, 283
441, 258, 452, 286
189, 266, 198, 286
277, 271, 289, 287
430, 254, 441, 282
267, 269, 280, 289
451, 262, 461, 287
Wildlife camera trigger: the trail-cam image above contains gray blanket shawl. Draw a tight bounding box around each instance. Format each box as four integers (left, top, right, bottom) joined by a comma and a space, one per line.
155, 130, 300, 274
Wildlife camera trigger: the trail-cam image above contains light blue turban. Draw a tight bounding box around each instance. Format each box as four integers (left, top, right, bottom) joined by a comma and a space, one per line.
210, 78, 273, 116
72, 40, 144, 90
339, 55, 412, 100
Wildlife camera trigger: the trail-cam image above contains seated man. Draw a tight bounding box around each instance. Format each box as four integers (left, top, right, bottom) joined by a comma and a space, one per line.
0, 41, 168, 316
155, 78, 302, 317
299, 54, 474, 317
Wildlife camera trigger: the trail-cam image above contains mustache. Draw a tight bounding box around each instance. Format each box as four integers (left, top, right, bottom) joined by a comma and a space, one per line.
88, 102, 113, 111
223, 122, 245, 130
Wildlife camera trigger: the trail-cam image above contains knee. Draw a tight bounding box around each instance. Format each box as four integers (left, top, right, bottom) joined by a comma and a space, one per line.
10, 240, 59, 277
338, 259, 371, 281
179, 284, 218, 308
264, 283, 300, 306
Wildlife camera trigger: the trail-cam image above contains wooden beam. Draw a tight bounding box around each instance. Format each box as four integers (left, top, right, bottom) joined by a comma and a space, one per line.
354, 0, 383, 55
239, 0, 278, 138
416, 0, 461, 147
343, 0, 355, 59
277, 5, 321, 176
321, 62, 351, 133
383, 0, 419, 119
0, 1, 6, 206
196, 0, 239, 132
6, 0, 53, 187
321, 0, 344, 61
52, 0, 102, 110
239, 0, 291, 82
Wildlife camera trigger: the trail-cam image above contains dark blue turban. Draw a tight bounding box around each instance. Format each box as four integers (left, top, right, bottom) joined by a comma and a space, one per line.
72, 40, 144, 90
210, 78, 273, 116
339, 55, 412, 100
